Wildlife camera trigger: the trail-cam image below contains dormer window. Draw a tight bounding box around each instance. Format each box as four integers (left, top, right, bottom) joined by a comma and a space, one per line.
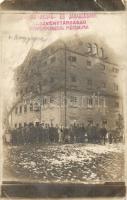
92, 43, 98, 55
112, 67, 119, 73
100, 48, 104, 58
87, 43, 92, 53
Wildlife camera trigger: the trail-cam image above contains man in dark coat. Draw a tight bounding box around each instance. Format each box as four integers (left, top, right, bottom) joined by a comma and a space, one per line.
100, 124, 107, 145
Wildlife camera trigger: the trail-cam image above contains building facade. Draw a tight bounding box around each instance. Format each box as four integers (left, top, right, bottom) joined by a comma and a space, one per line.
8, 36, 123, 130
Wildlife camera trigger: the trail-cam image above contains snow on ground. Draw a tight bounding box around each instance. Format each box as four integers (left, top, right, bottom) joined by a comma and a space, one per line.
3, 143, 124, 183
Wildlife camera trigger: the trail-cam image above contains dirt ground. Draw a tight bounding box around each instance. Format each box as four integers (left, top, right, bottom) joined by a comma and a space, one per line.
3, 143, 124, 183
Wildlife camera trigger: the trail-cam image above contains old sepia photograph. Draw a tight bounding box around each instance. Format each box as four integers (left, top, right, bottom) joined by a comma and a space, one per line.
0, 12, 126, 196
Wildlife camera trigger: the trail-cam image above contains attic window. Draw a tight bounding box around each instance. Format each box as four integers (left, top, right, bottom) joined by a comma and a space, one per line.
100, 48, 104, 58
92, 43, 98, 55
113, 67, 119, 73
87, 43, 92, 53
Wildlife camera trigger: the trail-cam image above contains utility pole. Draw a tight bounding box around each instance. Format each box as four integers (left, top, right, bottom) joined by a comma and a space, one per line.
60, 40, 67, 128
64, 42, 67, 128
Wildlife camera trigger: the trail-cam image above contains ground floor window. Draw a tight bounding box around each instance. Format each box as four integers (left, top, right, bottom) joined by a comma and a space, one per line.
102, 119, 107, 125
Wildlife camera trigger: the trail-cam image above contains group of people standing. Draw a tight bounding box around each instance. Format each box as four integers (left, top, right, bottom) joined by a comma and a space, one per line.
4, 122, 122, 145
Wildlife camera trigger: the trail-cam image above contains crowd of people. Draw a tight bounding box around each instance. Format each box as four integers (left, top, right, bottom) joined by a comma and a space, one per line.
4, 122, 123, 146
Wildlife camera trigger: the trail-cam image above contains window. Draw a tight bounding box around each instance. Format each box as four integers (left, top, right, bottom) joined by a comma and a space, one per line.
43, 79, 47, 85
102, 120, 107, 125
43, 61, 47, 65
68, 56, 77, 62
19, 106, 22, 114
50, 97, 54, 103
19, 123, 22, 128
94, 97, 98, 106
86, 60, 92, 68
70, 96, 78, 103
31, 69, 34, 73
15, 107, 18, 114
114, 102, 119, 108
87, 97, 93, 108
30, 103, 33, 111
101, 82, 106, 89
24, 122, 27, 126
25, 73, 28, 79
71, 75, 77, 82
15, 123, 17, 128
87, 119, 93, 124
20, 90, 23, 95
101, 64, 105, 71
16, 92, 18, 97
34, 102, 40, 111
25, 88, 28, 93
50, 77, 54, 83
50, 56, 56, 63
100, 47, 104, 58
43, 98, 47, 105
36, 66, 40, 74
37, 83, 41, 93
114, 83, 118, 91
99, 97, 105, 106
87, 43, 92, 53
87, 79, 92, 88
92, 43, 98, 55
30, 86, 34, 91
24, 105, 27, 113
112, 67, 119, 73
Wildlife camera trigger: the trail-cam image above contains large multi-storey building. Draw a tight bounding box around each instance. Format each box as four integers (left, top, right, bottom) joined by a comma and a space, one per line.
8, 36, 123, 129
1, 0, 125, 11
